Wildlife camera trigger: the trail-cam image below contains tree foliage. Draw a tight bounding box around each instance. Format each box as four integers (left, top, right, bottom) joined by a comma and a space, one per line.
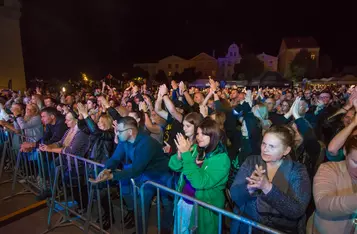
289, 49, 317, 81
129, 67, 150, 79
155, 70, 168, 84
232, 54, 264, 81
319, 54, 332, 77
173, 67, 202, 82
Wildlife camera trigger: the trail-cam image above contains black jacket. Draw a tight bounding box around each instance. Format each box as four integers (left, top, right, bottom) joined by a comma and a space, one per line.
294, 117, 322, 179
38, 115, 68, 146
78, 117, 115, 164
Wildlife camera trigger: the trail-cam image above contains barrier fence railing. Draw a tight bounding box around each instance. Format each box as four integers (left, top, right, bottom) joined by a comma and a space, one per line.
0, 128, 39, 203
38, 151, 140, 234
0, 127, 140, 234
1, 127, 285, 234
140, 180, 284, 234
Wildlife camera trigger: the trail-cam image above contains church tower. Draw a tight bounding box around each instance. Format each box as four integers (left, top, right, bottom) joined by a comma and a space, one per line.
0, 0, 26, 90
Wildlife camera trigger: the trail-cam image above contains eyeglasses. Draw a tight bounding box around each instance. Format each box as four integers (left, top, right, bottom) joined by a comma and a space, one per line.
116, 128, 133, 134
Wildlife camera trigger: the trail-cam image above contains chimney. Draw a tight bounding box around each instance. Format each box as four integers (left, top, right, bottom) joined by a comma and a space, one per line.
212, 50, 216, 58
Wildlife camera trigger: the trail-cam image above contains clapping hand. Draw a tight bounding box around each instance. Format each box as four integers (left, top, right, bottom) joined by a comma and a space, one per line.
246, 164, 272, 195
77, 103, 88, 117
159, 84, 169, 96
292, 97, 302, 119
139, 102, 148, 113
209, 78, 217, 92
179, 82, 186, 96
97, 96, 110, 109
174, 133, 192, 153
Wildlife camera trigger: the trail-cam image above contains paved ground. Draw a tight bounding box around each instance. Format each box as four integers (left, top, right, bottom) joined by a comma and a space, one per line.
0, 205, 161, 234
0, 172, 39, 217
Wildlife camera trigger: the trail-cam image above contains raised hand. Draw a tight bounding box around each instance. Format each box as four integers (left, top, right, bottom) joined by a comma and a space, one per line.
292, 97, 302, 119
174, 133, 192, 153
160, 84, 169, 96
139, 102, 148, 112
179, 82, 186, 96
77, 102, 88, 116
97, 96, 110, 109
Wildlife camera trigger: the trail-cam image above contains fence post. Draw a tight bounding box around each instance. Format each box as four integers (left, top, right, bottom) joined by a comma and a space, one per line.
131, 178, 139, 234
157, 188, 161, 234
0, 138, 8, 180
11, 151, 22, 194
47, 166, 61, 229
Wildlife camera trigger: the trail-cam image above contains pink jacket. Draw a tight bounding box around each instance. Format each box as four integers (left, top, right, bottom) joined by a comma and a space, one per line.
310, 161, 357, 234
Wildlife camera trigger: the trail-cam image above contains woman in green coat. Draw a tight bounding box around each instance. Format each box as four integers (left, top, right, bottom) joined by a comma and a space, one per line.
169, 118, 231, 234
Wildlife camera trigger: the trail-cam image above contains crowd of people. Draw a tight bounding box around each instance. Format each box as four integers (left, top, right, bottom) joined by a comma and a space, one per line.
0, 79, 356, 234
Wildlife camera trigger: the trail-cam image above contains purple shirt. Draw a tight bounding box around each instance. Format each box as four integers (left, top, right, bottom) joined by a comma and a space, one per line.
182, 161, 203, 204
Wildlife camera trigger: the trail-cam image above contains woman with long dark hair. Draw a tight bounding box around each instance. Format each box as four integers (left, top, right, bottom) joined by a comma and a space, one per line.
169, 118, 230, 234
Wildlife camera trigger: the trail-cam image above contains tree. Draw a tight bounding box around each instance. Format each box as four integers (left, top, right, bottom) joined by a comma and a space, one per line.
177, 67, 202, 82
319, 54, 333, 77
155, 70, 168, 84
232, 54, 264, 81
289, 49, 317, 81
129, 67, 150, 80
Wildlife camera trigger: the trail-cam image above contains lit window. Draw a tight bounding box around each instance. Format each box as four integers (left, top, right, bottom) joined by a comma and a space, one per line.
311, 54, 316, 60
168, 72, 172, 76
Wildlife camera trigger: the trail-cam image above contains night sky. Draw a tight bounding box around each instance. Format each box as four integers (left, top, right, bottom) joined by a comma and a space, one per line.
20, 0, 357, 81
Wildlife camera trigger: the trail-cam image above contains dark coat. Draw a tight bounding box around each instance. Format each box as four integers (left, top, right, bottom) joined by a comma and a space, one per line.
230, 155, 311, 234
78, 117, 115, 164
105, 130, 169, 182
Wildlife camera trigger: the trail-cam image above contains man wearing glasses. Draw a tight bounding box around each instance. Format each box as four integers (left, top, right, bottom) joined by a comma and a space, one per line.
314, 91, 338, 144
92, 116, 173, 234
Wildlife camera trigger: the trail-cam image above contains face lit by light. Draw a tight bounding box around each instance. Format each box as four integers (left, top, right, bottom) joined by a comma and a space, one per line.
183, 120, 195, 138
65, 112, 77, 128
196, 127, 210, 148
261, 133, 291, 163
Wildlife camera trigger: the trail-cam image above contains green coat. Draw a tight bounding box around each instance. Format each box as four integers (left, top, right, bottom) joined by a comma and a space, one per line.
168, 143, 230, 234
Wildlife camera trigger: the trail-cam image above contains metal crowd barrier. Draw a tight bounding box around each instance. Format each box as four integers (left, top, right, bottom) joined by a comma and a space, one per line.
0, 128, 38, 202
1, 127, 286, 234
39, 151, 140, 234
0, 127, 140, 234
140, 180, 284, 234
